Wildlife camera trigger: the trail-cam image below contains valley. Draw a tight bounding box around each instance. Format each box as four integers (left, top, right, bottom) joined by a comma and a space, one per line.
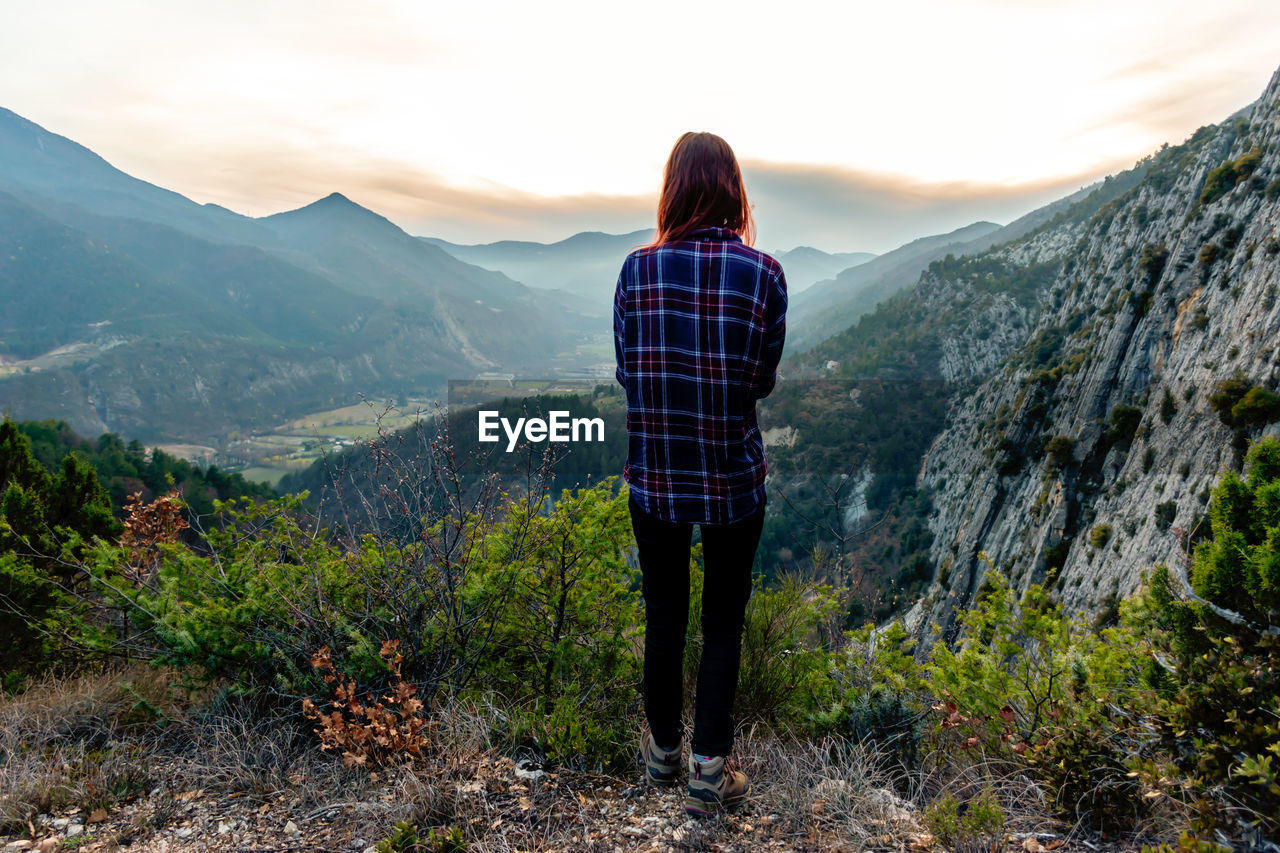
3, 43, 1280, 853
4, 68, 1280, 628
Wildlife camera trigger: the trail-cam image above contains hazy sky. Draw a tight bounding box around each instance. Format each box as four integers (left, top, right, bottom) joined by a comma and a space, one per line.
1, 1, 1278, 253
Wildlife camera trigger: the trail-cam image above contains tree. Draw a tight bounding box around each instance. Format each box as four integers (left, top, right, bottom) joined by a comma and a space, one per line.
0, 417, 118, 683
1145, 437, 1280, 838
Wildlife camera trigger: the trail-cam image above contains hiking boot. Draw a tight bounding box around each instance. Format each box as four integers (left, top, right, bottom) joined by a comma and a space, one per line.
685, 754, 749, 816
638, 728, 683, 788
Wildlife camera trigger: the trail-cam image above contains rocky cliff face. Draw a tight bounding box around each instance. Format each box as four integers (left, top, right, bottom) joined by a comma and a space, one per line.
894, 68, 1280, 637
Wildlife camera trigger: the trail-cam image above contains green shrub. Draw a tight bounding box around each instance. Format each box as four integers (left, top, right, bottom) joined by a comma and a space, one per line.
1, 418, 119, 682
1231, 386, 1280, 427
1201, 166, 1235, 205
929, 564, 1151, 830
923, 788, 1005, 852
1107, 405, 1143, 445
1200, 148, 1260, 205
1207, 375, 1280, 429
930, 573, 1075, 743
1090, 524, 1112, 548
1190, 307, 1209, 331
1160, 388, 1178, 424
1138, 244, 1169, 288
1141, 437, 1280, 837
375, 822, 465, 853
1045, 436, 1075, 471
731, 572, 840, 730
466, 481, 641, 769
93, 474, 646, 769
811, 621, 927, 767
919, 439, 1280, 838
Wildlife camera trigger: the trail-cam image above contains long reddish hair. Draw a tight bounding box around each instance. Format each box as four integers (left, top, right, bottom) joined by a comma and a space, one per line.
650, 132, 755, 247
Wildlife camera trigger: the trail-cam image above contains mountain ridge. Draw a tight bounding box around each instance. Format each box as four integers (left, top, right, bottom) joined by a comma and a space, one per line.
805, 66, 1280, 637
0, 109, 597, 443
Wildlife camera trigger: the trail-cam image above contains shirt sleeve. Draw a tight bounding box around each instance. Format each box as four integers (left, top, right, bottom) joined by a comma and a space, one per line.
613, 261, 628, 388
753, 265, 788, 400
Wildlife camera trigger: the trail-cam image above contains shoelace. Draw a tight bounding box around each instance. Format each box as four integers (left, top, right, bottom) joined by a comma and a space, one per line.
692, 755, 739, 783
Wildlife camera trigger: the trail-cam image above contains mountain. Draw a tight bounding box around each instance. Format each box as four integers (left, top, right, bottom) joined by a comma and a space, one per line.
771, 65, 1280, 637
773, 246, 875, 294
908, 75, 1280, 638
0, 107, 278, 247
8, 190, 372, 350
0, 110, 597, 443
787, 220, 1002, 349
259, 193, 588, 367
424, 229, 653, 314
786, 181, 1106, 352
427, 229, 877, 320
0, 190, 229, 357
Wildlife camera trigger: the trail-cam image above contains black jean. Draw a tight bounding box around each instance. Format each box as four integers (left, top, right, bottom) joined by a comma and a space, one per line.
629, 495, 765, 757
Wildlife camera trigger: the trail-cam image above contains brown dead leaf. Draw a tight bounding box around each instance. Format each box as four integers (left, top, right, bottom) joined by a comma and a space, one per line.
87, 808, 108, 824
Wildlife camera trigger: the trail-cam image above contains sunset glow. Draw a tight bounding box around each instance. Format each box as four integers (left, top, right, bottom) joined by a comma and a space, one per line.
1, 0, 1277, 251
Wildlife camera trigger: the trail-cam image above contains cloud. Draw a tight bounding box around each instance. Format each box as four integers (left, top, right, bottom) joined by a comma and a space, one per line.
741, 161, 1106, 253
1083, 66, 1259, 144
173, 135, 1107, 253
171, 137, 657, 241
5, 0, 1277, 254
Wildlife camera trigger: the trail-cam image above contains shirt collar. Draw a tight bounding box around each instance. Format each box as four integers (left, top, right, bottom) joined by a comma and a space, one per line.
686, 226, 742, 242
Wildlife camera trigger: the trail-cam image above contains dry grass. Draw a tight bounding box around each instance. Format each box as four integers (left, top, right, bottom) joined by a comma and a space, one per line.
4, 672, 1147, 853
0, 664, 178, 835
170, 692, 360, 807
742, 733, 922, 843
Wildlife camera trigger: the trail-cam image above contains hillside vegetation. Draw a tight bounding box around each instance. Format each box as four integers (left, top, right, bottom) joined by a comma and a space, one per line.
3, 61, 1280, 853
3, 400, 1278, 848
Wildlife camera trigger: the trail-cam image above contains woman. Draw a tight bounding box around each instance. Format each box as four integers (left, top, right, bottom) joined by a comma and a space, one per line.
613, 131, 787, 815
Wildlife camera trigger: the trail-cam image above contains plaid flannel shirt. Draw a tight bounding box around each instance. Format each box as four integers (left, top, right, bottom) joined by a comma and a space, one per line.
614, 226, 787, 524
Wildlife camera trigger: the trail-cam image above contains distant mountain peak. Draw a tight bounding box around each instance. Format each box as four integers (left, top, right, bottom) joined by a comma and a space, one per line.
266, 192, 394, 229
301, 191, 365, 212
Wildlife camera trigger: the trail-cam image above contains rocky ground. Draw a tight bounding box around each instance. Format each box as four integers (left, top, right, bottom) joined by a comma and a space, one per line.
0, 670, 1151, 853
3, 750, 918, 852
2, 747, 1135, 853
